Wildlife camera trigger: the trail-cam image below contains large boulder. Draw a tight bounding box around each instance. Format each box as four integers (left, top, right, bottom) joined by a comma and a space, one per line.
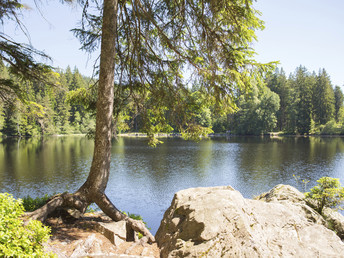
156, 185, 344, 257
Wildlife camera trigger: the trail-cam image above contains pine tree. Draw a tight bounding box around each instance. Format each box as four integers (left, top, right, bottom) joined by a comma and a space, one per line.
295, 66, 314, 134
334, 86, 344, 122
313, 69, 335, 125
65, 66, 73, 87
68, 68, 87, 129
29, 0, 272, 242
266, 68, 290, 131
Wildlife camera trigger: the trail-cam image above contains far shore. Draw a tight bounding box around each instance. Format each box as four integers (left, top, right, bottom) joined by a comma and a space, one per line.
2, 132, 344, 140
117, 132, 344, 138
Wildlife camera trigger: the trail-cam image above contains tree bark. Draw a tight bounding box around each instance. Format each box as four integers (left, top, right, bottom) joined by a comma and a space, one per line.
27, 0, 155, 243
77, 0, 117, 196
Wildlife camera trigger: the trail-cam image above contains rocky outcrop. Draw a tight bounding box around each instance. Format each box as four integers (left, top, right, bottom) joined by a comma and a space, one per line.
44, 212, 160, 258
156, 185, 344, 257
255, 184, 305, 203
323, 207, 344, 239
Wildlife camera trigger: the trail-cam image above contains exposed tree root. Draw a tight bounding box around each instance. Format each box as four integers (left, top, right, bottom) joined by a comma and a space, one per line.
25, 191, 155, 243
94, 192, 155, 243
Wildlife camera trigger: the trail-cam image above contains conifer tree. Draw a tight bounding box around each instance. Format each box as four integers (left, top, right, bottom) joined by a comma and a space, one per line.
295, 66, 314, 134
334, 86, 344, 122
313, 69, 335, 125
266, 68, 289, 131
28, 0, 273, 241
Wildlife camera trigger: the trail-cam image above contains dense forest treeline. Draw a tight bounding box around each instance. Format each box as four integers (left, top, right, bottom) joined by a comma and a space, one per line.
0, 64, 343, 137
227, 66, 344, 135
0, 64, 96, 137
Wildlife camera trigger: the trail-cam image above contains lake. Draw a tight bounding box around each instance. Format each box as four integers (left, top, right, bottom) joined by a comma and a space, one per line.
1, 135, 344, 234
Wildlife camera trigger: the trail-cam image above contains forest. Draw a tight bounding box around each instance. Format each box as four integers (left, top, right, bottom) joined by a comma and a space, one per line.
0, 64, 95, 137
0, 63, 343, 137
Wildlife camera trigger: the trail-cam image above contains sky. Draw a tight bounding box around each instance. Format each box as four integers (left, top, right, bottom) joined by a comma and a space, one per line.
254, 0, 344, 87
3, 0, 344, 87
3, 1, 99, 75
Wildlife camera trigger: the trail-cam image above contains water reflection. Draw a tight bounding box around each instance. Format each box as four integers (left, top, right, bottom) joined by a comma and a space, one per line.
0, 136, 93, 197
232, 137, 344, 196
1, 136, 344, 234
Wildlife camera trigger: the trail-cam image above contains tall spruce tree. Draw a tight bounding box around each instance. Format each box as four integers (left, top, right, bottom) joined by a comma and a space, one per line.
313, 69, 335, 125
28, 0, 273, 241
334, 85, 344, 122
266, 68, 289, 131
295, 66, 314, 134
284, 73, 299, 133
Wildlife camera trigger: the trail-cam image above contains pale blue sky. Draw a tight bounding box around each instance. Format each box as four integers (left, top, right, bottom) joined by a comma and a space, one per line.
3, 1, 344, 87
254, 0, 344, 87
3, 1, 98, 75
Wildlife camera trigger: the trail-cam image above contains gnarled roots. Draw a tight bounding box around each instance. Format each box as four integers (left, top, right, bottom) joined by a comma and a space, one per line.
26, 191, 155, 243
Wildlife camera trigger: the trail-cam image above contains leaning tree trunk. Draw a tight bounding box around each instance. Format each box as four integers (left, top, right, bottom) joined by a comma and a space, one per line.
27, 0, 154, 243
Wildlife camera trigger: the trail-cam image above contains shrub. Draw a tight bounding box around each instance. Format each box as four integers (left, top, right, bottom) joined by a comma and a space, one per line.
0, 193, 54, 257
22, 194, 51, 212
305, 177, 344, 214
320, 120, 342, 135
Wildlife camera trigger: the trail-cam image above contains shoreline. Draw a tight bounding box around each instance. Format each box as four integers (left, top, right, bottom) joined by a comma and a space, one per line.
1, 132, 344, 140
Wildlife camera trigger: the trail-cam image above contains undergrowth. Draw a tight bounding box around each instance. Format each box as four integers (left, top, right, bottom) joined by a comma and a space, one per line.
0, 193, 55, 257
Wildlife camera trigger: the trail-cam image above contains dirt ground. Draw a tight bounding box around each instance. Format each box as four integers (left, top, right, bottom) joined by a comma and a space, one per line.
43, 212, 160, 257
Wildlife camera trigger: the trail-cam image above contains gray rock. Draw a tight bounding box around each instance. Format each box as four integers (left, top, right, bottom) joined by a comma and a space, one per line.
67, 208, 83, 219
95, 220, 135, 246
323, 207, 344, 239
156, 185, 344, 258
256, 184, 326, 225
255, 184, 305, 203
71, 234, 103, 257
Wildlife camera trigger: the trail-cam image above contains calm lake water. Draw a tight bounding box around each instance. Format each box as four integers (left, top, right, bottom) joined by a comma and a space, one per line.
1, 136, 344, 234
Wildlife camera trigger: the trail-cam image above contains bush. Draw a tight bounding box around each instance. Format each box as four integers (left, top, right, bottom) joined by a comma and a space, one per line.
22, 194, 51, 212
320, 120, 342, 135
0, 193, 54, 257
305, 177, 344, 214
212, 115, 230, 133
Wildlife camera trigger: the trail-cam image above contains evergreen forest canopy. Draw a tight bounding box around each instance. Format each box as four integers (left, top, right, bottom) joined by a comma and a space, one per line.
0, 64, 343, 137
0, 65, 95, 137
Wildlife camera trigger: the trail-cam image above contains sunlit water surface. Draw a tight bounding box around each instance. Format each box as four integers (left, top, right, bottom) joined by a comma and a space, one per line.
1, 136, 344, 233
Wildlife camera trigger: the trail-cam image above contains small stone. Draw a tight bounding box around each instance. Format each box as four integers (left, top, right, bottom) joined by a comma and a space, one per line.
95, 220, 128, 246
67, 208, 82, 219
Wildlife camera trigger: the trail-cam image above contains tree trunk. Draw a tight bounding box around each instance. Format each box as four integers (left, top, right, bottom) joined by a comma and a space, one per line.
77, 0, 117, 198
27, 0, 154, 243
